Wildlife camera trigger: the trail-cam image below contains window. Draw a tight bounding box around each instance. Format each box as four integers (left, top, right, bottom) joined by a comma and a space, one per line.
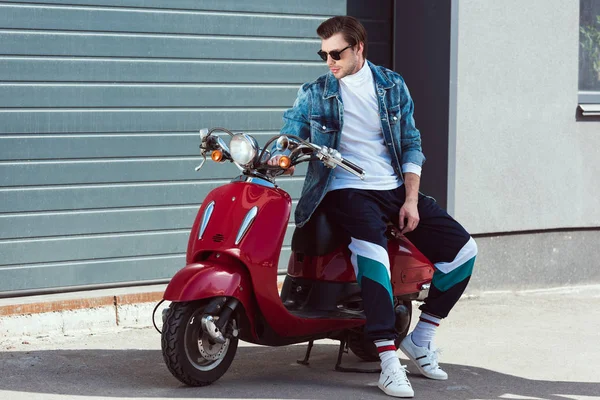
579, 0, 600, 110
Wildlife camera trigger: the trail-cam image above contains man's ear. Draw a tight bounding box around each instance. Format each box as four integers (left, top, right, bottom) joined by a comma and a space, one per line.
357, 42, 365, 58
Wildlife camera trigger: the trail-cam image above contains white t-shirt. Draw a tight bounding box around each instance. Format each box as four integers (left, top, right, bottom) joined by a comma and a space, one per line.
328, 61, 419, 192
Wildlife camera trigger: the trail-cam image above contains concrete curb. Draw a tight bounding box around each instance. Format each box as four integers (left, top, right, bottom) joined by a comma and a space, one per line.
0, 285, 168, 338
0, 280, 287, 338
0, 287, 165, 317
0, 292, 167, 317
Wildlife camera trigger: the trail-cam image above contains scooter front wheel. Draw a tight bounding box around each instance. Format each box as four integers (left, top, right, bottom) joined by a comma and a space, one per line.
161, 300, 238, 386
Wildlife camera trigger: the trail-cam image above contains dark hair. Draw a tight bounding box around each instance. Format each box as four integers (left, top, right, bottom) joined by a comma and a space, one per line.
317, 16, 368, 59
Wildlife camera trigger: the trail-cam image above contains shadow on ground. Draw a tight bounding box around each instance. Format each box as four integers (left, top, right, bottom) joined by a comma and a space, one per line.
1, 343, 598, 399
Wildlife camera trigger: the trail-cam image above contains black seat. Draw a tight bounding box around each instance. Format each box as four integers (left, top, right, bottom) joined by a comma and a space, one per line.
291, 208, 350, 256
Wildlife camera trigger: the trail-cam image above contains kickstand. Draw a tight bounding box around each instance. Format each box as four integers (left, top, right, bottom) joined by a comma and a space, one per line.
297, 340, 314, 366
335, 337, 381, 373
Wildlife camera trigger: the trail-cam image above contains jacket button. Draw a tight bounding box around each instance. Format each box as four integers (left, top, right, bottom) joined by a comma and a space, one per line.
393, 116, 398, 121
322, 125, 326, 130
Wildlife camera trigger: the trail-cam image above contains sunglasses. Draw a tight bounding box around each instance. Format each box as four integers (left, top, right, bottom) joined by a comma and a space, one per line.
317, 45, 353, 61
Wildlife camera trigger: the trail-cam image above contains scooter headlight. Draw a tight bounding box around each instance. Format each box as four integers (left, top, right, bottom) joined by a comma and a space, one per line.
229, 133, 258, 167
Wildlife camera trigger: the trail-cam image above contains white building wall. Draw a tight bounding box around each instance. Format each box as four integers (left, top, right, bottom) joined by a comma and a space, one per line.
451, 0, 600, 235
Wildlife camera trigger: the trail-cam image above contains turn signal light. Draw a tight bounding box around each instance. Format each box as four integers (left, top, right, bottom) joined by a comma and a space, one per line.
278, 156, 291, 169
211, 150, 224, 162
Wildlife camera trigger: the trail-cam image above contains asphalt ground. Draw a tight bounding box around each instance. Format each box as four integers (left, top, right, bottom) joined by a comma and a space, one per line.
1, 285, 599, 400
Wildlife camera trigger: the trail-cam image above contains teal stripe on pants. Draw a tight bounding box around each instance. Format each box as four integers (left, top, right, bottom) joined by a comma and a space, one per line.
356, 254, 393, 303
432, 256, 476, 292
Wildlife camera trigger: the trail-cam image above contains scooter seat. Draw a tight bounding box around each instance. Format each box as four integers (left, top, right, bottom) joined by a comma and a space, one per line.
291, 209, 350, 256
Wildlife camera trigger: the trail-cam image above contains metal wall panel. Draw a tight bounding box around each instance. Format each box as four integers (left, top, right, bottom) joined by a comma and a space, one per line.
0, 132, 313, 162
0, 248, 293, 291
0, 204, 299, 240
0, 84, 300, 108
0, 31, 320, 60
0, 4, 326, 37
0, 157, 307, 186
0, 134, 203, 160
0, 179, 304, 214
0, 255, 187, 292
0, 109, 285, 133
8, 0, 345, 15
0, 59, 326, 84
1, 224, 297, 266
0, 0, 340, 295
0, 206, 198, 239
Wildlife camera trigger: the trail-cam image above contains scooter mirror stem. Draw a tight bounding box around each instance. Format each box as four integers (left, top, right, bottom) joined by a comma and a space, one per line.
199, 128, 210, 142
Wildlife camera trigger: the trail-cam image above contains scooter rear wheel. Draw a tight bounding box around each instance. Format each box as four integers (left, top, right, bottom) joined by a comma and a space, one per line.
347, 300, 412, 362
161, 300, 238, 386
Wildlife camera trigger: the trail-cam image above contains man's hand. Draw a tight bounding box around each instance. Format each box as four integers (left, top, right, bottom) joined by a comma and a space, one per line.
399, 172, 421, 234
268, 155, 295, 175
399, 198, 419, 234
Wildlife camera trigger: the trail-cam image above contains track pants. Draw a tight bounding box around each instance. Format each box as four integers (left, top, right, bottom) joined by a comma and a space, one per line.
321, 186, 478, 341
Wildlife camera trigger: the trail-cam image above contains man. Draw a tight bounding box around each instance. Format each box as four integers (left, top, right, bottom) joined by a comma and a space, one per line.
279, 16, 478, 398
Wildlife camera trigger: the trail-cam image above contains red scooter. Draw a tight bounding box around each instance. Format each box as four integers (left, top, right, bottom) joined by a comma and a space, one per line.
158, 128, 434, 386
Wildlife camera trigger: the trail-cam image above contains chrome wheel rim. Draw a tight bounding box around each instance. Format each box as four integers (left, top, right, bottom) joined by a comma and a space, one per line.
184, 311, 230, 371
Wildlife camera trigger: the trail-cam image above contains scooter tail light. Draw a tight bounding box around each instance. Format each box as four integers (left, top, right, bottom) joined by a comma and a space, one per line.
235, 206, 258, 245
198, 201, 216, 240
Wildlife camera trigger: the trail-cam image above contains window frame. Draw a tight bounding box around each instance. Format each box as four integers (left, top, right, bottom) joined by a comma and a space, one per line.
578, 0, 600, 115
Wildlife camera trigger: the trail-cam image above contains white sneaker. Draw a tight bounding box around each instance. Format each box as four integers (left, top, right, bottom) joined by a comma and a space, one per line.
399, 333, 448, 380
378, 364, 414, 398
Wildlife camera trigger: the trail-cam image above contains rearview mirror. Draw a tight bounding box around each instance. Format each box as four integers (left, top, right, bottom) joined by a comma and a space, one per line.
275, 136, 289, 152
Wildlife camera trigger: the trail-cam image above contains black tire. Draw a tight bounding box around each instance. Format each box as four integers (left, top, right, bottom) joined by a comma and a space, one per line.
161, 300, 238, 386
347, 300, 412, 362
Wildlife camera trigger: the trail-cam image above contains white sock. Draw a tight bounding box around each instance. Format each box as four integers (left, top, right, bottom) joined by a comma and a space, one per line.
411, 313, 441, 348
375, 340, 401, 371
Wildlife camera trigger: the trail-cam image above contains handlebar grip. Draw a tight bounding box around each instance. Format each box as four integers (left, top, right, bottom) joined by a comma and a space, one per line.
341, 158, 364, 176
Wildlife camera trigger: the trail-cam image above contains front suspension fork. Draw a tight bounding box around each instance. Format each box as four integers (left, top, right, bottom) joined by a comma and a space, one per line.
200, 297, 240, 344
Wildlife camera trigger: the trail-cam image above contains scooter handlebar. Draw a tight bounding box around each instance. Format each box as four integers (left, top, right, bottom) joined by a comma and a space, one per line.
310, 144, 365, 180
339, 158, 365, 178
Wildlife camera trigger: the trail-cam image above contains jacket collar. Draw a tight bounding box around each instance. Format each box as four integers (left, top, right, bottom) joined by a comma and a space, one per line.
323, 60, 394, 99
369, 60, 395, 90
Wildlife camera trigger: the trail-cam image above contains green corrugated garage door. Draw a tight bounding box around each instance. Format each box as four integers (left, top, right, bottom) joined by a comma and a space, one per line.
0, 0, 350, 295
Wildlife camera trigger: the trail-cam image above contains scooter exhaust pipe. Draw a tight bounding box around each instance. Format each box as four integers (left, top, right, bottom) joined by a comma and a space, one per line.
417, 283, 430, 301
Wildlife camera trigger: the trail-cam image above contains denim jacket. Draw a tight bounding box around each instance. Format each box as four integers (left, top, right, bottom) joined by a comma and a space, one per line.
281, 60, 426, 227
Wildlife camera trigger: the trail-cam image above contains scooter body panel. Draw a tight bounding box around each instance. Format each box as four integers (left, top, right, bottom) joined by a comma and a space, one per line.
186, 181, 291, 265
388, 235, 435, 295
163, 254, 260, 342
288, 235, 434, 296
171, 180, 364, 342
164, 259, 248, 303
287, 247, 356, 282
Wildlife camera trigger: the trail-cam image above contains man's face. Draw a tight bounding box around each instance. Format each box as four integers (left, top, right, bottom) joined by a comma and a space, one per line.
320, 33, 364, 80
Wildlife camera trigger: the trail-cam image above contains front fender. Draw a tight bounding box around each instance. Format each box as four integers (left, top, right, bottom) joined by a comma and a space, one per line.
163, 256, 257, 340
